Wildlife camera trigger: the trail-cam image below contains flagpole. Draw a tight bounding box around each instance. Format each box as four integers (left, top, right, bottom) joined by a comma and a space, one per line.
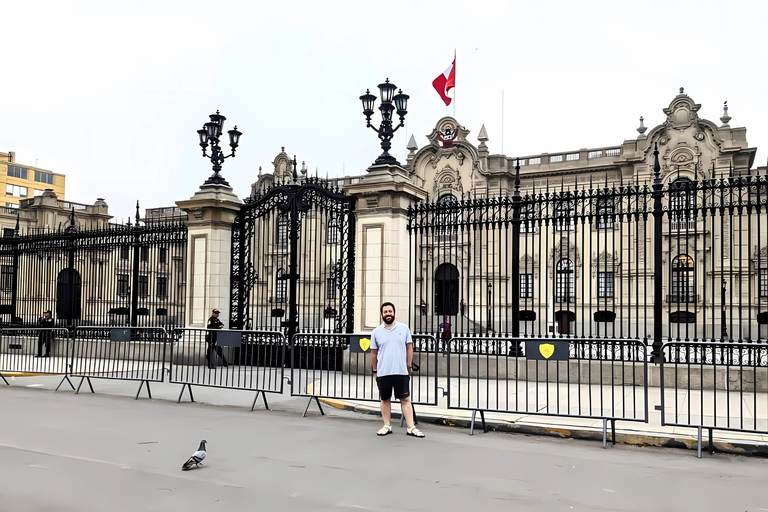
452, 48, 456, 119
501, 89, 504, 154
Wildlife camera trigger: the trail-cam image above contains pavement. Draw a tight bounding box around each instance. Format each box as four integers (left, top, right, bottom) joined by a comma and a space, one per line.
3, 368, 768, 458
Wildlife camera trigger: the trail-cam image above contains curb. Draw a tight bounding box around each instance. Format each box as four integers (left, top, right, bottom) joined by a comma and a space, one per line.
320, 399, 768, 457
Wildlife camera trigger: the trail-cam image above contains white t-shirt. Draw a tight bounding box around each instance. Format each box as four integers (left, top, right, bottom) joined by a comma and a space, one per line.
371, 321, 413, 376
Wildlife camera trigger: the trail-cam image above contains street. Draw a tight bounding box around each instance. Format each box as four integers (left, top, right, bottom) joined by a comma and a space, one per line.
1, 379, 768, 511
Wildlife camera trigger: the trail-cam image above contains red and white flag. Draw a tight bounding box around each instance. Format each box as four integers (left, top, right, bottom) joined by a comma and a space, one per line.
432, 56, 456, 106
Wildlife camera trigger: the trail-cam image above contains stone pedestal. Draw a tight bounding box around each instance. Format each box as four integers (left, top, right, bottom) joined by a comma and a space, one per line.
345, 164, 426, 332
176, 184, 242, 327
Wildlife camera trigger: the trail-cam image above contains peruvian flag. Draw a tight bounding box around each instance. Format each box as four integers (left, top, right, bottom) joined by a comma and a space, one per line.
432, 56, 456, 106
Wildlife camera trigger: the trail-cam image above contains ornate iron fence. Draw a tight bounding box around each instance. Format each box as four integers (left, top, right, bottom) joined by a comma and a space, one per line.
408, 149, 768, 360
0, 207, 187, 330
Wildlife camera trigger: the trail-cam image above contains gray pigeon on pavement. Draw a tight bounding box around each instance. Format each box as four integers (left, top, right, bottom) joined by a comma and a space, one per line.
181, 440, 206, 470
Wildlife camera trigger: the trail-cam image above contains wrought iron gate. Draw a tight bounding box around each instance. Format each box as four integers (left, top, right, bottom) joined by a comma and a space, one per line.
229, 177, 356, 342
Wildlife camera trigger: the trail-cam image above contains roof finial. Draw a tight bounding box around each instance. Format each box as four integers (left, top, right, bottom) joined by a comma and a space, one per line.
679, 87, 685, 94
135, 200, 140, 225
637, 116, 647, 138
720, 101, 731, 128
258, 165, 262, 177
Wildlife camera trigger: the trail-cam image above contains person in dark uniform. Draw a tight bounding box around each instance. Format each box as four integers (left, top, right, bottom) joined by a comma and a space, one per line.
206, 308, 228, 369
36, 310, 54, 357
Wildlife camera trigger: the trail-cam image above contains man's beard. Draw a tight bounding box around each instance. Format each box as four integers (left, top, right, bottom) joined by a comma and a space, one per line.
383, 315, 395, 325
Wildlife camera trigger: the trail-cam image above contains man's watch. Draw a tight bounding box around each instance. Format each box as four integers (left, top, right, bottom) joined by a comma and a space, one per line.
372, 370, 377, 373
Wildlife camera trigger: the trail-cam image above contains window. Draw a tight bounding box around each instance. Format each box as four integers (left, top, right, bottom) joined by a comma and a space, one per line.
2, 228, 15, 238
760, 270, 768, 298
159, 248, 167, 264
588, 150, 603, 159
670, 177, 695, 231
671, 254, 695, 303
157, 277, 167, 299
566, 153, 579, 161
555, 200, 576, 231
596, 198, 614, 229
528, 157, 541, 165
598, 272, 614, 298
33, 189, 44, 197
138, 275, 148, 297
436, 195, 459, 239
5, 184, 27, 198
140, 246, 149, 262
0, 265, 13, 290
519, 203, 538, 234
120, 246, 130, 260
275, 268, 287, 302
276, 214, 288, 246
326, 277, 337, 300
5, 203, 18, 209
34, 171, 54, 184
7, 165, 27, 179
117, 274, 129, 296
520, 274, 533, 298
327, 217, 340, 244
550, 155, 564, 163
555, 259, 575, 303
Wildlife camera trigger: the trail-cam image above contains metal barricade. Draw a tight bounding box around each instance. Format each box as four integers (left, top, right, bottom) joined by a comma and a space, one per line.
69, 327, 168, 399
661, 341, 768, 457
0, 327, 73, 391
290, 333, 439, 417
447, 337, 649, 442
169, 328, 286, 410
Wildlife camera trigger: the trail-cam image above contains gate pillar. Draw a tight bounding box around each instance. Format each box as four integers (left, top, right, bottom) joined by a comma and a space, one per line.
345, 164, 427, 332
177, 184, 243, 327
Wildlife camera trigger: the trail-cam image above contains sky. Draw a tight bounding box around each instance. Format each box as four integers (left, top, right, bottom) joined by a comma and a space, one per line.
2, 0, 768, 220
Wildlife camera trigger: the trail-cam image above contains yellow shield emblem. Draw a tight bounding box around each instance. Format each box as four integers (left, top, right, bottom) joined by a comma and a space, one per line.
539, 343, 555, 359
359, 337, 371, 352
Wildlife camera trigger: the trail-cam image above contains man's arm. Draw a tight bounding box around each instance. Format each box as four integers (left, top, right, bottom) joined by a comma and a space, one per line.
406, 343, 413, 372
371, 348, 378, 373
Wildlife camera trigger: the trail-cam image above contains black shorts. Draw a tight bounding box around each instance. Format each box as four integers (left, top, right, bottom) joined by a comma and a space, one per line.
377, 374, 410, 401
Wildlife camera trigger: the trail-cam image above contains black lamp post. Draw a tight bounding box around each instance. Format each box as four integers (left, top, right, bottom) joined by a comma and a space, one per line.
360, 78, 409, 166
197, 110, 242, 186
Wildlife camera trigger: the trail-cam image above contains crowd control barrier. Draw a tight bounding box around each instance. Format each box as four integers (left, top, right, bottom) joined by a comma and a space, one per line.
0, 327, 73, 391
290, 333, 439, 417
169, 328, 286, 410
446, 337, 649, 443
661, 341, 768, 458
69, 327, 169, 399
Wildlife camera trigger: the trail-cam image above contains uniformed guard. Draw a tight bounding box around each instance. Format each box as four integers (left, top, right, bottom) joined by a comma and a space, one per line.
36, 309, 55, 357
205, 308, 228, 369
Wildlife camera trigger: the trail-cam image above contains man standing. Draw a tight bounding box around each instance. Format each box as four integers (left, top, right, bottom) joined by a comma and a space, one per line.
36, 310, 54, 358
370, 302, 425, 438
205, 308, 228, 370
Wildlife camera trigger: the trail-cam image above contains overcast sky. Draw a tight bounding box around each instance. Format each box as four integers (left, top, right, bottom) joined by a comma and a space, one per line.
3, 0, 767, 220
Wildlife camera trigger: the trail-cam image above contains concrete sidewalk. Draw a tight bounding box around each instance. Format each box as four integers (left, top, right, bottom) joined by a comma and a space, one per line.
4, 367, 768, 458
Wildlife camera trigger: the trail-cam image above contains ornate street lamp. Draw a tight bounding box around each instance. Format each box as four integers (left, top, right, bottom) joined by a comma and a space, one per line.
360, 78, 409, 166
197, 110, 242, 186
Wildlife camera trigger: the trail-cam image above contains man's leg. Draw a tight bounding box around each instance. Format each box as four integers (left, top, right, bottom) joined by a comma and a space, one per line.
380, 399, 391, 427
36, 338, 43, 357
206, 344, 215, 368
216, 346, 228, 366
401, 396, 416, 429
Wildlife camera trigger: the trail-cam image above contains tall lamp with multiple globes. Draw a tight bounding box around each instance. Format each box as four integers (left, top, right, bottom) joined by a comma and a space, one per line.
359, 78, 409, 166
196, 110, 242, 186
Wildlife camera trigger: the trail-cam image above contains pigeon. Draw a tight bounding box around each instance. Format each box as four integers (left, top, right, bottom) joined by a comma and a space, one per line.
181, 440, 207, 470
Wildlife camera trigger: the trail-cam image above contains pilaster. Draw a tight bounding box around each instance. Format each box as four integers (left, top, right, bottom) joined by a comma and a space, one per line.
176, 184, 242, 327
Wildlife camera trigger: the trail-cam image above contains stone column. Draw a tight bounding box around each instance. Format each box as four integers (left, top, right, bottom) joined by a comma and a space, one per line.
176, 184, 242, 327
345, 164, 427, 332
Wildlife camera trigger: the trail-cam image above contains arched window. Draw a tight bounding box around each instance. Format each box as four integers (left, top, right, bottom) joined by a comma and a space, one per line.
327, 216, 340, 244
670, 177, 694, 231
519, 202, 539, 234
555, 259, 575, 303
671, 255, 695, 303
276, 214, 288, 246
275, 267, 287, 303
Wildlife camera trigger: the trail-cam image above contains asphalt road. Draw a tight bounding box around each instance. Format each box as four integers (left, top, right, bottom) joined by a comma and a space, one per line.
1, 379, 768, 511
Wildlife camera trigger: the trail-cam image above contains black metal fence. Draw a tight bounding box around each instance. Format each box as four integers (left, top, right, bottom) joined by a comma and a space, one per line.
169, 328, 286, 409
408, 156, 768, 357
0, 208, 187, 330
